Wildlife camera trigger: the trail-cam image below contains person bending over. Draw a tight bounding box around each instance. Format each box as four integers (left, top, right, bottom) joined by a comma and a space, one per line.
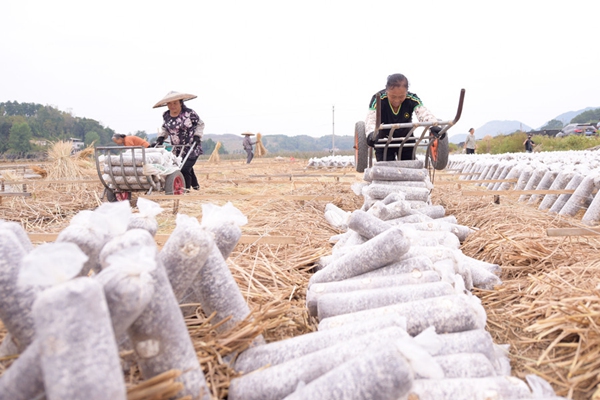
112, 133, 149, 148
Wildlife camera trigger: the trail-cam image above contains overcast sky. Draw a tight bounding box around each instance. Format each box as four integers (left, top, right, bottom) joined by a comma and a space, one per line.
2, 0, 599, 139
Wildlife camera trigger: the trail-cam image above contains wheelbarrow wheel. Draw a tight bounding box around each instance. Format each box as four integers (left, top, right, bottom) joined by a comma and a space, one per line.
427, 134, 449, 170
354, 121, 368, 173
165, 171, 185, 195
106, 188, 117, 202
106, 188, 131, 202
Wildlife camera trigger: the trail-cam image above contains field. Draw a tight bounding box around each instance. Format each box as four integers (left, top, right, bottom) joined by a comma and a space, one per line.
432, 177, 600, 400
1, 150, 600, 399
0, 153, 361, 399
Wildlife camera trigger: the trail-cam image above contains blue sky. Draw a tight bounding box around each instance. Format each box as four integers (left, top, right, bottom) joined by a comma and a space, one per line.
2, 0, 599, 138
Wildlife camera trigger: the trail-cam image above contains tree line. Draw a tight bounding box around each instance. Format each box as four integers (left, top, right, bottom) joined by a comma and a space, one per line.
0, 101, 117, 157
2, 100, 359, 158
0, 101, 228, 158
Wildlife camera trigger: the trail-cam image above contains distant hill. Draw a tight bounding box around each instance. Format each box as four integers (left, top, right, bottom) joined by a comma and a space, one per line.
474, 120, 533, 139
450, 120, 533, 144
543, 107, 597, 128
203, 133, 353, 154
450, 134, 467, 145
147, 132, 354, 153
202, 133, 245, 154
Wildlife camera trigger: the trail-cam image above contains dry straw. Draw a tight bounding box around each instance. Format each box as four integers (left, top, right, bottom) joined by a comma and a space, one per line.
30, 166, 47, 178
126, 369, 187, 400
0, 171, 22, 192
46, 141, 84, 180
255, 133, 267, 158
207, 142, 221, 163
0, 142, 102, 231
432, 182, 600, 400
44, 141, 95, 192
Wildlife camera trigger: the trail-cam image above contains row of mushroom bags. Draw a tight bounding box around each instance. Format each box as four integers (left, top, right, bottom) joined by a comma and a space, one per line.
448, 150, 600, 225
228, 159, 567, 400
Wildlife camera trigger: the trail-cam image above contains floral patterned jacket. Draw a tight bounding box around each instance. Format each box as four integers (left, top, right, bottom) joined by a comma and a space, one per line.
159, 105, 204, 158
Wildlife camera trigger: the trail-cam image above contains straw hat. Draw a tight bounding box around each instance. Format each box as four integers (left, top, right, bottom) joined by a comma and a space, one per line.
153, 91, 197, 108
241, 132, 255, 136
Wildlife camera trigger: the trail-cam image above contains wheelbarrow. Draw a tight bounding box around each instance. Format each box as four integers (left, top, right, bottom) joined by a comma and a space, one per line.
95, 143, 195, 202
354, 89, 465, 173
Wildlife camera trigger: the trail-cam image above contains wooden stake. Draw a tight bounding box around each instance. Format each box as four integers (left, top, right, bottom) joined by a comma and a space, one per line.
28, 233, 297, 245
462, 189, 575, 196
140, 194, 335, 201
546, 228, 600, 237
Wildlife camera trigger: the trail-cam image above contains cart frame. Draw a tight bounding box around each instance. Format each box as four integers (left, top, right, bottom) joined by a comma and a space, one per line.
354, 89, 465, 173
95, 143, 196, 202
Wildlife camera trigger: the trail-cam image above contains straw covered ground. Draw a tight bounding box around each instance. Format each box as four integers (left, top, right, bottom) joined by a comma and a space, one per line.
432, 176, 600, 400
0, 150, 361, 399
2, 147, 600, 399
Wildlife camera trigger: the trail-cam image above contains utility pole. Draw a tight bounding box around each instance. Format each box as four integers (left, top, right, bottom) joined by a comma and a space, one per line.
332, 105, 335, 156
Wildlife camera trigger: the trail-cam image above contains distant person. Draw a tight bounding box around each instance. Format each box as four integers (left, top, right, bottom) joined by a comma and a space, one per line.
112, 133, 149, 148
365, 73, 441, 161
523, 134, 535, 153
152, 91, 204, 191
242, 132, 256, 164
464, 128, 476, 154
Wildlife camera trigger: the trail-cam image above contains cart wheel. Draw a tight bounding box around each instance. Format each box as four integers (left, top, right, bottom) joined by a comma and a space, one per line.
106, 189, 131, 202
354, 121, 368, 173
427, 135, 449, 170
116, 192, 131, 202
165, 171, 185, 195
106, 189, 117, 202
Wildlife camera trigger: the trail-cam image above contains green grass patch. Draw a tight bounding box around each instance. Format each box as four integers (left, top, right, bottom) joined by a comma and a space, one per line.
471, 132, 600, 154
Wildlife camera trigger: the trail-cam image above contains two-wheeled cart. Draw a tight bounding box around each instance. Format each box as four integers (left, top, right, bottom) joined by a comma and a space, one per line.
95, 143, 195, 202
354, 89, 465, 174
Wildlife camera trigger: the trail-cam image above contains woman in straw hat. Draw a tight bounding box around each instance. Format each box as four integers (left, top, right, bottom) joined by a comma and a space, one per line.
242, 132, 256, 164
153, 91, 204, 191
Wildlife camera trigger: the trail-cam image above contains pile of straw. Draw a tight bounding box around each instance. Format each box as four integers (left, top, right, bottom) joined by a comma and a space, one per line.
208, 142, 221, 163
45, 141, 95, 192
46, 141, 85, 181
255, 133, 267, 158
30, 166, 48, 178
432, 182, 600, 399
74, 146, 95, 169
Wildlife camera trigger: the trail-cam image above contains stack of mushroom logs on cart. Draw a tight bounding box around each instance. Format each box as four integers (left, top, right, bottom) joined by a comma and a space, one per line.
0, 199, 259, 400
227, 159, 565, 400
99, 147, 180, 190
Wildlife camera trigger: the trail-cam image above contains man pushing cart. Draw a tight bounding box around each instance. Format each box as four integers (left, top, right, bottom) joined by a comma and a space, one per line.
354, 73, 464, 173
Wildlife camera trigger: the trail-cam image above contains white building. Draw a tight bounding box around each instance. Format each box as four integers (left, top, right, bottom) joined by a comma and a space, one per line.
71, 138, 84, 150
